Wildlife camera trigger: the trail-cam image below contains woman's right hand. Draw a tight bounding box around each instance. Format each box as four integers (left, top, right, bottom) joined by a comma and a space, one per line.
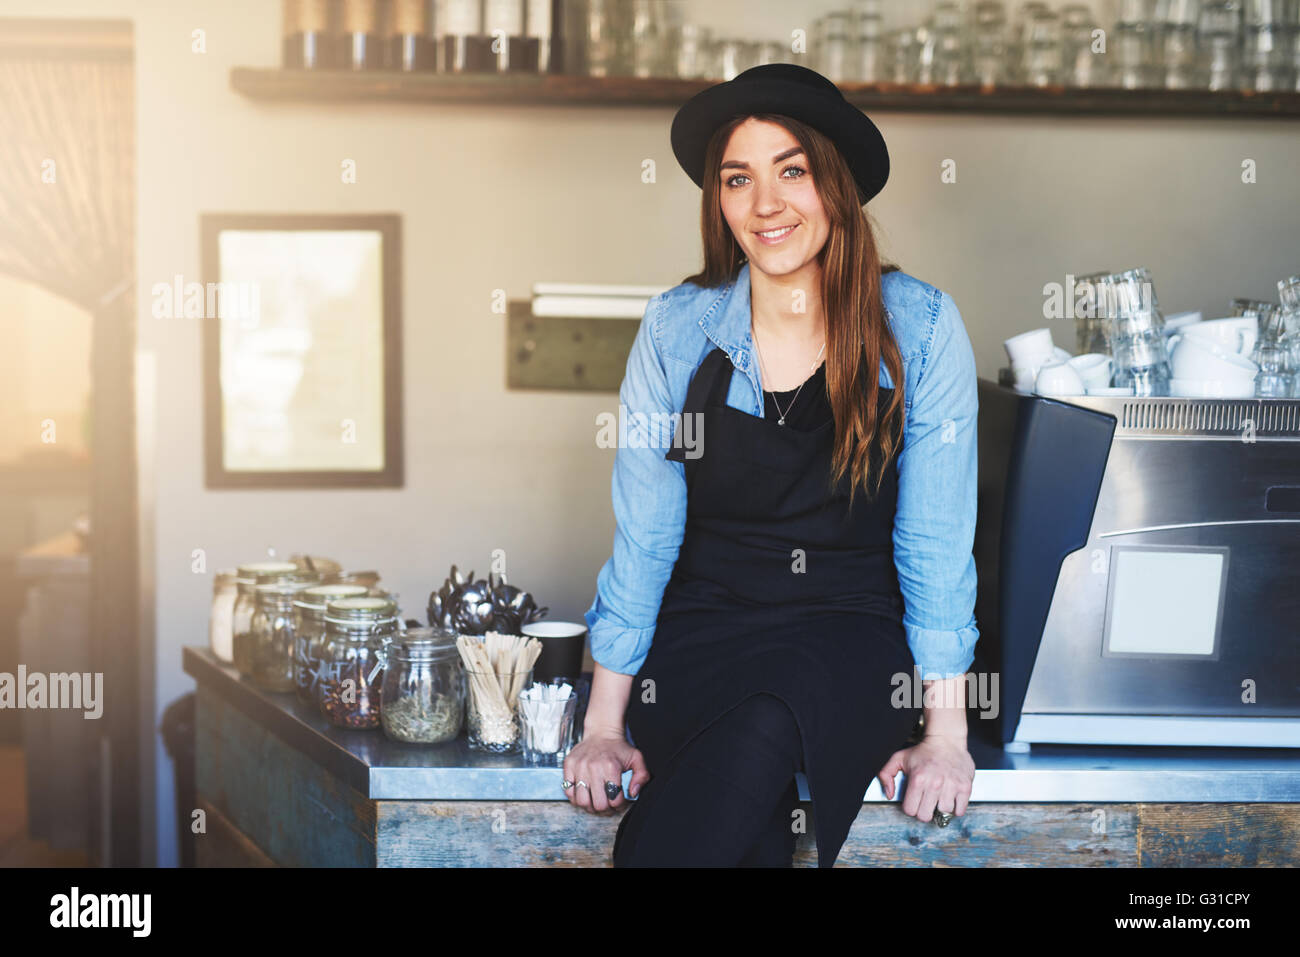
562, 727, 650, 814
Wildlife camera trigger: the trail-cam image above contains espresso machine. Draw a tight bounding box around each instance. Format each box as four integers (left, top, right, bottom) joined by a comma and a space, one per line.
972, 380, 1300, 749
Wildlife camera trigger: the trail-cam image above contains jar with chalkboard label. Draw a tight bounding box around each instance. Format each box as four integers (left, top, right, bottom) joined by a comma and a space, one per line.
231, 561, 300, 677
380, 627, 464, 744
317, 596, 400, 730
292, 583, 371, 705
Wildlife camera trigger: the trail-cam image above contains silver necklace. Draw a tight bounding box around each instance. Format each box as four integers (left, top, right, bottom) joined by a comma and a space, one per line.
752, 326, 826, 427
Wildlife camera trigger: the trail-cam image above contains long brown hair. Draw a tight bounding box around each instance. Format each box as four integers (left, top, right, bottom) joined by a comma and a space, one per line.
682, 113, 905, 510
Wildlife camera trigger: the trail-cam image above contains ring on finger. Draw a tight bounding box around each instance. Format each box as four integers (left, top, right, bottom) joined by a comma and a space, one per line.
576, 780, 589, 790
935, 811, 953, 827
561, 779, 574, 790
604, 781, 622, 801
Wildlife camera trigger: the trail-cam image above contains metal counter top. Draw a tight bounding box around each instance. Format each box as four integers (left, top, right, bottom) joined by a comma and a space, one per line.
184, 647, 1300, 803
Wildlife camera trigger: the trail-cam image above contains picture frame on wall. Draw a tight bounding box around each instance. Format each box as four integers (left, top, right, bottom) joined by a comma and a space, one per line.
199, 213, 403, 488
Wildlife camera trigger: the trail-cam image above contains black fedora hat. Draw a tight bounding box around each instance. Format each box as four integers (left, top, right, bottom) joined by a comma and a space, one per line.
670, 63, 889, 205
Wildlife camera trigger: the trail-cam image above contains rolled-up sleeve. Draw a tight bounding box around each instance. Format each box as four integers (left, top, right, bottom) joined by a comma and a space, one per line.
893, 291, 980, 680
584, 295, 688, 675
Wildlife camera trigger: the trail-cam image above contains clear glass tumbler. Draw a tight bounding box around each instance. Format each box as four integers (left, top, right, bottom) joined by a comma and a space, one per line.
465, 667, 533, 753
517, 678, 580, 766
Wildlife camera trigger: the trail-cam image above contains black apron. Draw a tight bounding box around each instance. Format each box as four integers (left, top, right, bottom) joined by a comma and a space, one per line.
622, 347, 922, 866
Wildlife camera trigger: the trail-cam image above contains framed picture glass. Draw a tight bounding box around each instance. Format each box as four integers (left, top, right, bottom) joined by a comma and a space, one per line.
199, 213, 403, 487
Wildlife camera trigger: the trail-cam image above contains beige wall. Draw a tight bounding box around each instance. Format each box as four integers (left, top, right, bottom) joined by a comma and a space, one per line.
4, 0, 1298, 866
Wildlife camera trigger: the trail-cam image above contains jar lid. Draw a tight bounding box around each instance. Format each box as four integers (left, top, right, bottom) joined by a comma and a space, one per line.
255, 580, 314, 598
236, 560, 299, 578
324, 596, 399, 622
394, 626, 458, 659
294, 583, 370, 610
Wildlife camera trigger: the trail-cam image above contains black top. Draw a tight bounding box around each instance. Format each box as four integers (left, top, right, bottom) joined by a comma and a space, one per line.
761, 360, 830, 430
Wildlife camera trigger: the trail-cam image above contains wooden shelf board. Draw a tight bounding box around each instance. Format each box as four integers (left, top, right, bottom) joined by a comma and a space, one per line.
231, 67, 1300, 117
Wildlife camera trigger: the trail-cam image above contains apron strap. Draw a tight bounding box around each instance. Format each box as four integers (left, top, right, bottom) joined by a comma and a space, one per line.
665, 347, 731, 490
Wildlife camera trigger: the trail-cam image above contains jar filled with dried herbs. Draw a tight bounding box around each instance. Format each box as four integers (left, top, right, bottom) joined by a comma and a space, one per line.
380, 627, 464, 744
231, 561, 302, 677
317, 596, 399, 730
292, 583, 370, 706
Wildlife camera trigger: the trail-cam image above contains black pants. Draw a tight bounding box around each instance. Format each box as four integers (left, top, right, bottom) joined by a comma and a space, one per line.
612, 693, 805, 867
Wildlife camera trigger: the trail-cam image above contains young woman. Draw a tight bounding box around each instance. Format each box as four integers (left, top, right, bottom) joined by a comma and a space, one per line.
568, 64, 979, 867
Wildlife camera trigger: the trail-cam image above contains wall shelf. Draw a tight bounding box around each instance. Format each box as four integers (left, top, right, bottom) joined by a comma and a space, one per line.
231, 67, 1300, 118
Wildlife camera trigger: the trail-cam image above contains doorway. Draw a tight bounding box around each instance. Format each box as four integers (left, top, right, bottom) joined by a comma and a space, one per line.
0, 18, 143, 867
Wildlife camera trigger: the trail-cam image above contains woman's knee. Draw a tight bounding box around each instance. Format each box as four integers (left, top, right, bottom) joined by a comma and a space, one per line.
725, 693, 802, 769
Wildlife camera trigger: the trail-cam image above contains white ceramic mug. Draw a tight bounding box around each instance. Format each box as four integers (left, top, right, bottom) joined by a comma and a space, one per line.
1004, 328, 1056, 368
1170, 334, 1259, 382
1069, 353, 1114, 391
1175, 317, 1258, 357
1034, 357, 1087, 396
1163, 311, 1203, 335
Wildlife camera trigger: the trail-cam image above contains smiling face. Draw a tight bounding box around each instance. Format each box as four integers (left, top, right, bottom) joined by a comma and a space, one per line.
717, 117, 830, 282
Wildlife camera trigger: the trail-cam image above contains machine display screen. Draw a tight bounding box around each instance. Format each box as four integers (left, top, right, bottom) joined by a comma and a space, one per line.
1103, 546, 1229, 658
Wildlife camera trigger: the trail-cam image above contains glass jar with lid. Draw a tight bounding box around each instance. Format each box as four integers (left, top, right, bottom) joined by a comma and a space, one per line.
292, 583, 371, 705
317, 596, 399, 730
380, 627, 465, 744
231, 561, 300, 676
209, 570, 239, 663
249, 580, 317, 693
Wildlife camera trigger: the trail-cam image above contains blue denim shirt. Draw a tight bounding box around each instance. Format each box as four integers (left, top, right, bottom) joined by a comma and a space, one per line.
584, 261, 979, 680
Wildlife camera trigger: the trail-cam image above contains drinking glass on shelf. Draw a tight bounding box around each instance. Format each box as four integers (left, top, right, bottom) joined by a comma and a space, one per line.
628, 0, 665, 78
1289, 2, 1300, 90
1162, 0, 1203, 88
1113, 24, 1156, 87
973, 1, 1010, 86
857, 13, 888, 82
1022, 8, 1064, 86
672, 23, 711, 78
1199, 1, 1243, 90
582, 0, 621, 77
820, 11, 854, 82
1241, 0, 1288, 91
755, 40, 786, 67
890, 27, 918, 83
716, 38, 756, 81
1009, 1, 1050, 82
1062, 4, 1105, 87
929, 1, 969, 86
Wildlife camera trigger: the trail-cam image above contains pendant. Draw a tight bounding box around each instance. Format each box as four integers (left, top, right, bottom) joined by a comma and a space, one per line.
777, 417, 785, 426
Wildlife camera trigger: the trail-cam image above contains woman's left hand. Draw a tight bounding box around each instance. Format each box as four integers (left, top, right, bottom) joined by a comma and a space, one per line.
875, 735, 975, 824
